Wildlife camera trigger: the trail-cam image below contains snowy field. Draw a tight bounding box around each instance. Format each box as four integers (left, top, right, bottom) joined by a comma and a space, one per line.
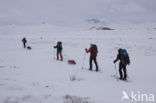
0, 24, 156, 103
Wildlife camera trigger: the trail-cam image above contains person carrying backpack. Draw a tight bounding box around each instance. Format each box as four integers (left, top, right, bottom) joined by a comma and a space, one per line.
54, 41, 63, 61
22, 37, 27, 48
114, 48, 130, 80
85, 44, 98, 72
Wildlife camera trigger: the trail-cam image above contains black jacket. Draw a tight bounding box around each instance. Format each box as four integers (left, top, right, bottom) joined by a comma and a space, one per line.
114, 53, 130, 65
22, 38, 27, 43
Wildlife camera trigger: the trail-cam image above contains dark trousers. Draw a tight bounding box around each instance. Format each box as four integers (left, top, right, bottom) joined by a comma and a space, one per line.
57, 49, 62, 57
119, 62, 127, 79
89, 57, 98, 71
23, 42, 26, 48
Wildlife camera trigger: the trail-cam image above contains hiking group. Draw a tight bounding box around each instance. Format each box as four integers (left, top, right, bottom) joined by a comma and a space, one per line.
22, 38, 130, 81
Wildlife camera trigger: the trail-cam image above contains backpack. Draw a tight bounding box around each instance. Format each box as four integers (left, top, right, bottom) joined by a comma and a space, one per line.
90, 44, 98, 57
57, 41, 62, 50
121, 49, 130, 65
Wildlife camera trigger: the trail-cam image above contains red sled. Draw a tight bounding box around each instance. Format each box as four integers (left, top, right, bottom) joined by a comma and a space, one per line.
27, 46, 32, 50
67, 60, 76, 65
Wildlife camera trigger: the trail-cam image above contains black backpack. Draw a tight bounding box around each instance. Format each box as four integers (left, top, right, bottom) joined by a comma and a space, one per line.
90, 44, 98, 57
57, 41, 62, 50
121, 49, 130, 65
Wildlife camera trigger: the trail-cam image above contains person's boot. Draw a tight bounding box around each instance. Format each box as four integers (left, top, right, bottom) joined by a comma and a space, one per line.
61, 56, 63, 61
123, 77, 127, 80
119, 77, 123, 80
57, 56, 59, 60
96, 67, 98, 72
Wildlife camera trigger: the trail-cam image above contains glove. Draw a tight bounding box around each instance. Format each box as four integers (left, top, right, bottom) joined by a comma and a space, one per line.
85, 48, 87, 51
113, 60, 116, 63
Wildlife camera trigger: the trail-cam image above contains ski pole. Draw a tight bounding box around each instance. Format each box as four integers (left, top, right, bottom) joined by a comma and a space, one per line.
114, 63, 119, 81
53, 48, 56, 60
82, 52, 86, 69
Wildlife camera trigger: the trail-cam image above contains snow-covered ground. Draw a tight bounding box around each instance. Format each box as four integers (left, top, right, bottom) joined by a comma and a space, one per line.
0, 24, 156, 103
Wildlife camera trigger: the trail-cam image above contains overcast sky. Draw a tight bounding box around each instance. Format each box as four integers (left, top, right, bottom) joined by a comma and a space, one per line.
0, 0, 156, 26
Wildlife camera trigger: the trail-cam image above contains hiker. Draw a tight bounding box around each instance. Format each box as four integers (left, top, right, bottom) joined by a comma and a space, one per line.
54, 41, 63, 61
85, 44, 98, 72
22, 37, 27, 48
114, 48, 130, 80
